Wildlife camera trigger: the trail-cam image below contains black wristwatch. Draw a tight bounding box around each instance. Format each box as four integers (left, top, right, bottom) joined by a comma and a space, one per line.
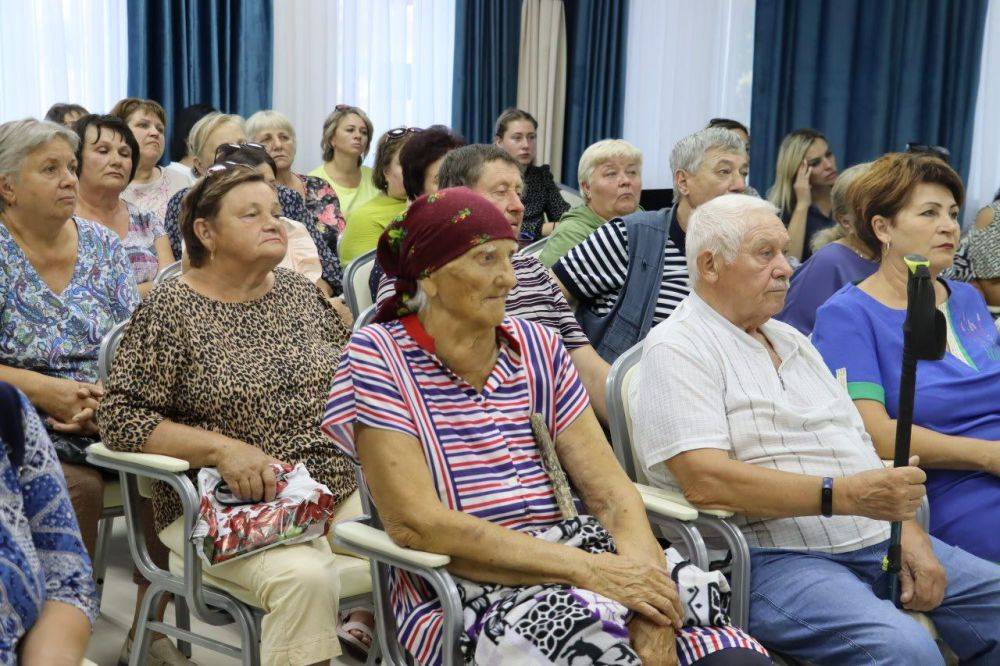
821, 477, 834, 517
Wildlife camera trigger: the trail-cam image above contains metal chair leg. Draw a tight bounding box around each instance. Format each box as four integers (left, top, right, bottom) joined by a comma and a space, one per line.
230, 599, 262, 666
93, 514, 114, 606
175, 595, 192, 658
130, 584, 165, 666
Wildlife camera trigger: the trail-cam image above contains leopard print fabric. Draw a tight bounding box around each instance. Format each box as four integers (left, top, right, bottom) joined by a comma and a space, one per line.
99, 268, 356, 532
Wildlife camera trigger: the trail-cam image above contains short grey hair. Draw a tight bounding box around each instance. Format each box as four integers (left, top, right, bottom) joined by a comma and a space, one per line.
577, 139, 642, 191
246, 110, 296, 142
669, 127, 747, 203
0, 118, 79, 213
685, 193, 779, 283
438, 144, 518, 189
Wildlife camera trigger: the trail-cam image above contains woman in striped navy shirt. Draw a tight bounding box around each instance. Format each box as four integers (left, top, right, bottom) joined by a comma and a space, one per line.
324, 188, 769, 666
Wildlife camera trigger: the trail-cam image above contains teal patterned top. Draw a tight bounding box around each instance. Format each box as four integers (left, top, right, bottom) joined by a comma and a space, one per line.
0, 217, 139, 384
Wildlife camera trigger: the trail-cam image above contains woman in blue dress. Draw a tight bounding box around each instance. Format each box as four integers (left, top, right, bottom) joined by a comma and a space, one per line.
813, 152, 1000, 563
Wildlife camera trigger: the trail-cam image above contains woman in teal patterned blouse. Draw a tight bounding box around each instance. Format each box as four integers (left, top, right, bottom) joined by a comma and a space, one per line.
0, 119, 139, 555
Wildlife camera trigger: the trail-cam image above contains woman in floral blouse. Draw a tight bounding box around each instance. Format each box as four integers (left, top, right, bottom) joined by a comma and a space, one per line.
248, 110, 346, 255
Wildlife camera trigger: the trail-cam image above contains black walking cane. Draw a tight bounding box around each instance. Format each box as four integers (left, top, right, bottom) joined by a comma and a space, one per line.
882, 255, 946, 607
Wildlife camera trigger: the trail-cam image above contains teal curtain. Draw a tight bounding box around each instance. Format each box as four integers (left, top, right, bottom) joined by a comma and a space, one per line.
750, 0, 988, 193
451, 0, 522, 144
127, 0, 272, 128
561, 0, 629, 187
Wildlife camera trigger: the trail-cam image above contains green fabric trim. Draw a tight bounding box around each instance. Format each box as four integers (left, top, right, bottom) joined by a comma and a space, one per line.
847, 381, 886, 404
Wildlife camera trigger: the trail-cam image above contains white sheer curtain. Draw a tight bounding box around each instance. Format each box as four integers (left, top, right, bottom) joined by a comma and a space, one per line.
0, 0, 127, 123
621, 0, 755, 189
965, 0, 1000, 227
272, 0, 456, 173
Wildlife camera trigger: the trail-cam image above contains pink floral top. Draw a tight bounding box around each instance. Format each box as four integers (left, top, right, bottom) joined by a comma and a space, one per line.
298, 174, 345, 254
121, 166, 192, 224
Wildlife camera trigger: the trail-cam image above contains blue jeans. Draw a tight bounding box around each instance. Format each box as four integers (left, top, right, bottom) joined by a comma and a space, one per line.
748, 537, 1000, 665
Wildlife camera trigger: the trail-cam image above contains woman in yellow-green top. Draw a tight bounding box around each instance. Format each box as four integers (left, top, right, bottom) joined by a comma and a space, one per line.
540, 139, 643, 267
338, 127, 420, 264
308, 104, 379, 214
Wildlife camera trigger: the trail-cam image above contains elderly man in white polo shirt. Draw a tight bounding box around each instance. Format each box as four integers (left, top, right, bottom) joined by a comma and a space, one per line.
632, 193, 1000, 665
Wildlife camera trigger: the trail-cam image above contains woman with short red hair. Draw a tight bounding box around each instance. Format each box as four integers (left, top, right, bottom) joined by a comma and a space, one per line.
812, 152, 1000, 562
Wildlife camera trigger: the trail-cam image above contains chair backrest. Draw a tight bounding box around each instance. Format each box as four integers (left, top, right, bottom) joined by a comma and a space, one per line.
342, 249, 376, 317
153, 260, 183, 286
605, 341, 647, 483
98, 319, 131, 385
519, 237, 548, 258
353, 303, 377, 332
98, 320, 157, 499
558, 183, 585, 209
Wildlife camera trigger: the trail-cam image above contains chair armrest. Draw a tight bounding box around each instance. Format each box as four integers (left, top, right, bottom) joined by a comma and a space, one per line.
636, 483, 734, 519
635, 484, 698, 521
87, 442, 190, 473
333, 521, 450, 569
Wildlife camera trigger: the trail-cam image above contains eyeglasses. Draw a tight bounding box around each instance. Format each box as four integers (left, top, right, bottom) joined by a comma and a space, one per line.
335, 104, 358, 113
204, 160, 245, 177
906, 143, 950, 162
214, 141, 266, 161
386, 127, 421, 139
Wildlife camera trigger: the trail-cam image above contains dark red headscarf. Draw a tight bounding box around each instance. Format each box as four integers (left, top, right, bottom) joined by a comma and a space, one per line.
374, 187, 516, 323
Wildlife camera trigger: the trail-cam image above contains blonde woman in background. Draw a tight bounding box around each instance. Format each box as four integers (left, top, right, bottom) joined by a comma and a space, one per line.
776, 162, 875, 335
161, 112, 246, 258
767, 128, 838, 262
308, 104, 378, 214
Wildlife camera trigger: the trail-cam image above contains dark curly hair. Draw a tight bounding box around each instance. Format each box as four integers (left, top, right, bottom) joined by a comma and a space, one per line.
398, 125, 465, 200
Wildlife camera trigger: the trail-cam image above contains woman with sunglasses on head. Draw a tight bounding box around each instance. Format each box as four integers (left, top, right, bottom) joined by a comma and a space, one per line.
100, 162, 372, 665
165, 142, 345, 297
72, 114, 174, 297
309, 104, 378, 215
247, 110, 346, 252
768, 128, 839, 262
338, 126, 419, 264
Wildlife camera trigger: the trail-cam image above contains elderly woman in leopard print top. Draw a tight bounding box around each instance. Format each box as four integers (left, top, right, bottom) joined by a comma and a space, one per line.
99, 164, 371, 665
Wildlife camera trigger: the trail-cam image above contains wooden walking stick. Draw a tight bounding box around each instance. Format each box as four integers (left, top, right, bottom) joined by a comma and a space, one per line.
530, 413, 577, 520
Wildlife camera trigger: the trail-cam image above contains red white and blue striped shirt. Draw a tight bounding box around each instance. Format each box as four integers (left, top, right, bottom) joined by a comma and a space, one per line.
322, 314, 767, 664
323, 315, 588, 662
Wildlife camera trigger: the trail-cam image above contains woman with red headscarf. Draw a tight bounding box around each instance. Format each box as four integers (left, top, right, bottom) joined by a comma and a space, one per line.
323, 188, 769, 666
